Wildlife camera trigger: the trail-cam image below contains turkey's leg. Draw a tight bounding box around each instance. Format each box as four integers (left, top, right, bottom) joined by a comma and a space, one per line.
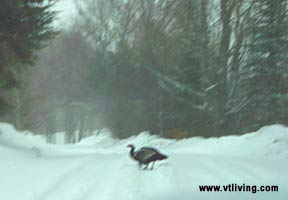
144, 163, 149, 170
150, 161, 155, 170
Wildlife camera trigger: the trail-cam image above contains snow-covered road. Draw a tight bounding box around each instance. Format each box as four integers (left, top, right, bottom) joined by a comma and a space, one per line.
0, 123, 288, 200
2, 151, 287, 200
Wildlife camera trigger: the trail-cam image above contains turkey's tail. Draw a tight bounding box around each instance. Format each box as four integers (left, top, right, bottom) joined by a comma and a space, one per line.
158, 153, 168, 160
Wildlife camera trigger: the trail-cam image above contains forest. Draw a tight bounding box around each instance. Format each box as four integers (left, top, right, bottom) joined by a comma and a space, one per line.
0, 0, 287, 143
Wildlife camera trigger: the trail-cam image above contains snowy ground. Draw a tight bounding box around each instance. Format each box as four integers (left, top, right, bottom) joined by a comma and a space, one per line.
0, 123, 288, 200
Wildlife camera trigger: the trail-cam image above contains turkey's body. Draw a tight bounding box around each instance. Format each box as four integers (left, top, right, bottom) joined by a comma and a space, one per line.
127, 144, 168, 170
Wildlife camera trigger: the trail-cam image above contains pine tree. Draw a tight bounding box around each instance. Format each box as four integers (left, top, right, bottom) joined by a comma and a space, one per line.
0, 0, 57, 112
243, 0, 288, 128
0, 0, 57, 88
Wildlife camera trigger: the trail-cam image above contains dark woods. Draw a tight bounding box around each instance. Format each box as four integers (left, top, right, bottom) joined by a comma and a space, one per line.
1, 0, 288, 142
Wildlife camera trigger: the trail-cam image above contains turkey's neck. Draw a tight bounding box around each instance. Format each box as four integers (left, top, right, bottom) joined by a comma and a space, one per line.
129, 147, 135, 158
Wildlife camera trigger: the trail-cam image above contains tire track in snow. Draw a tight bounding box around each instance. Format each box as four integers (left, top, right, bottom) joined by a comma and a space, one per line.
32, 155, 108, 200
224, 157, 284, 183
144, 161, 180, 198
94, 155, 142, 200
31, 156, 94, 200
197, 156, 245, 183
112, 163, 146, 200
75, 154, 126, 200
170, 153, 284, 186
109, 156, 179, 200
167, 153, 259, 187
169, 153, 228, 185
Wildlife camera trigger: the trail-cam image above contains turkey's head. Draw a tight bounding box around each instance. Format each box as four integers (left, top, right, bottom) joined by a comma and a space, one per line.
127, 144, 135, 149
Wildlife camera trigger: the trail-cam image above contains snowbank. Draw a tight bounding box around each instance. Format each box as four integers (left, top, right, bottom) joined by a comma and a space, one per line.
171, 124, 288, 159
79, 124, 288, 159
0, 123, 47, 148
0, 123, 287, 158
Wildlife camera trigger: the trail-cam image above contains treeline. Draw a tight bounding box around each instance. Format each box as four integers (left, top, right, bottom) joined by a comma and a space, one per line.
1, 0, 288, 142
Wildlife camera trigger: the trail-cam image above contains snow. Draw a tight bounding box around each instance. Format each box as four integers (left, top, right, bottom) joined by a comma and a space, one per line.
0, 123, 287, 200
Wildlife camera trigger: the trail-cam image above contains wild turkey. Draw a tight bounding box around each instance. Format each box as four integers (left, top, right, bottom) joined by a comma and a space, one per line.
127, 144, 168, 170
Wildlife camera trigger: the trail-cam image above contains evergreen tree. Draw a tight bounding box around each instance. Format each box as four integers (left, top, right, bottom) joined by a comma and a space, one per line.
0, 0, 57, 96
242, 0, 288, 128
